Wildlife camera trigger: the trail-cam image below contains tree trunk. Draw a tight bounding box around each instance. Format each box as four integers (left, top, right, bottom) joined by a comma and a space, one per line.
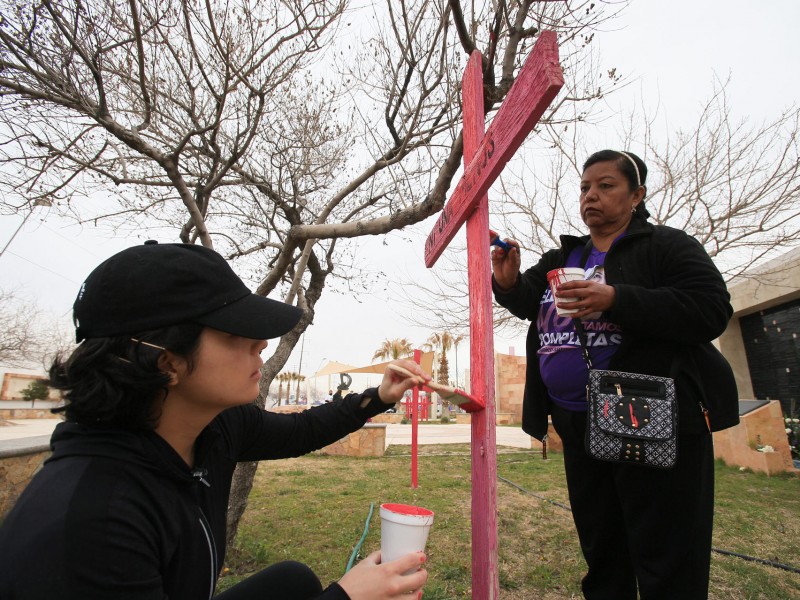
225, 460, 259, 549
225, 313, 312, 552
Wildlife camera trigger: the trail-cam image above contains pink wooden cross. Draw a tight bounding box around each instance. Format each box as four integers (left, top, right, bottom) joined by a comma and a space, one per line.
425, 31, 563, 599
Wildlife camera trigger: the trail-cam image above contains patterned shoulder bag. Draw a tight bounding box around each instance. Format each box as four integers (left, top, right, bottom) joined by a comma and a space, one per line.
574, 319, 678, 469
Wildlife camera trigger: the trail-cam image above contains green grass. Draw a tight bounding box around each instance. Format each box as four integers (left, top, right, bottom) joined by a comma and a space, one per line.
220, 445, 800, 599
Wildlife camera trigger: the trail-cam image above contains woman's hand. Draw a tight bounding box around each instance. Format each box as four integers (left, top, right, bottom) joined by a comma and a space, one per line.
378, 360, 431, 405
555, 279, 616, 319
490, 236, 521, 291
338, 551, 428, 600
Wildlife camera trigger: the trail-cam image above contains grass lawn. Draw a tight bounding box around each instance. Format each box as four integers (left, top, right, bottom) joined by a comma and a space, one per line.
220, 444, 800, 599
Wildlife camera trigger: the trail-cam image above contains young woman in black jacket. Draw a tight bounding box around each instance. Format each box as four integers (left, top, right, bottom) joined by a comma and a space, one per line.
0, 242, 430, 600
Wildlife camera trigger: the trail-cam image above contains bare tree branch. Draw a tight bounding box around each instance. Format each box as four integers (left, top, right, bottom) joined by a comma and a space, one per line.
0, 0, 628, 546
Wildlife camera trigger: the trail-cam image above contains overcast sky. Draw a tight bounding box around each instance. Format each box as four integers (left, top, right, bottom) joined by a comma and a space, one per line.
2, 0, 798, 391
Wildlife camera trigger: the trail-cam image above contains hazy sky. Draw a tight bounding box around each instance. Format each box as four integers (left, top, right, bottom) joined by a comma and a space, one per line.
2, 0, 798, 391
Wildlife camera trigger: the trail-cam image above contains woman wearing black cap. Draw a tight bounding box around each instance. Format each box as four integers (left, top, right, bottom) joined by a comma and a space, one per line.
491, 150, 738, 599
0, 242, 430, 600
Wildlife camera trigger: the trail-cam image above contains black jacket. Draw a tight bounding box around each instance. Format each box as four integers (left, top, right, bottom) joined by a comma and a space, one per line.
0, 393, 389, 600
493, 218, 739, 440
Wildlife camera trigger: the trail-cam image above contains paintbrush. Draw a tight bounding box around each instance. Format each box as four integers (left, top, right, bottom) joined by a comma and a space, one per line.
386, 363, 485, 413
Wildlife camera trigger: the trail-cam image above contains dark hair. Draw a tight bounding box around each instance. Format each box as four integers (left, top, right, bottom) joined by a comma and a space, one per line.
49, 323, 204, 431
582, 149, 651, 219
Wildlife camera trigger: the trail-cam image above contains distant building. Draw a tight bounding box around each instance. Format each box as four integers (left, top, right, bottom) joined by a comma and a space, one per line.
1, 371, 60, 402
718, 246, 800, 419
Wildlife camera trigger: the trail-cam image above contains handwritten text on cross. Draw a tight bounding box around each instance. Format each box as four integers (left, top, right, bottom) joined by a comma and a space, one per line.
425, 30, 564, 267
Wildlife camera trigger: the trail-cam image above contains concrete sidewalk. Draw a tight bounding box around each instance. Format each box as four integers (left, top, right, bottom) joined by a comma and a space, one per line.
386, 423, 533, 449
0, 419, 63, 441
0, 419, 534, 449
0, 419, 61, 455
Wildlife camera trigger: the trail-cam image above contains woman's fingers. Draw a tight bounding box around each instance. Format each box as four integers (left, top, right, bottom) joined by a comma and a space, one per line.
379, 361, 432, 404
338, 551, 428, 600
555, 280, 616, 313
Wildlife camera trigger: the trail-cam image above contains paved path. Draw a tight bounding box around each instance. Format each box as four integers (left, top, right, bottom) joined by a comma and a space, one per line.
0, 419, 63, 440
0, 419, 62, 455
0, 418, 534, 450
386, 423, 533, 449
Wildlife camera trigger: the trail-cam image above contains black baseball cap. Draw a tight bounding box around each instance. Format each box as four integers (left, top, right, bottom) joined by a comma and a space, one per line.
73, 241, 303, 342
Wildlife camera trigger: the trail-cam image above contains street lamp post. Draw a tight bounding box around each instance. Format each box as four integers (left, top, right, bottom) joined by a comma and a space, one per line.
0, 200, 52, 260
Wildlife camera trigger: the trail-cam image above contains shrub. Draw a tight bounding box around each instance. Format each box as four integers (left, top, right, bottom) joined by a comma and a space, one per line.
785, 417, 799, 460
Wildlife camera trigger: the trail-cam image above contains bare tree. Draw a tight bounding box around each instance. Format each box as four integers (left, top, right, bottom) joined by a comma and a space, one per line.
0, 288, 73, 369
0, 289, 48, 368
400, 77, 800, 337
0, 0, 628, 546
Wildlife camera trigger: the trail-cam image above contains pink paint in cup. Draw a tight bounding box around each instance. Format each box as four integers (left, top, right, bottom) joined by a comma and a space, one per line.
380, 503, 434, 573
546, 267, 585, 316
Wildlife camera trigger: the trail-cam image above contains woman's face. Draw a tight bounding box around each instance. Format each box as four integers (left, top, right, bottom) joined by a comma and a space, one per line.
169, 328, 268, 410
579, 160, 643, 234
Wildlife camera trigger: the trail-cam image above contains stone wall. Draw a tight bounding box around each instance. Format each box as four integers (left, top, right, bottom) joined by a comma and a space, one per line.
267, 405, 308, 414
268, 405, 388, 457
318, 424, 386, 457
494, 352, 526, 424
370, 413, 404, 424
0, 408, 57, 419
713, 401, 797, 476
0, 445, 50, 518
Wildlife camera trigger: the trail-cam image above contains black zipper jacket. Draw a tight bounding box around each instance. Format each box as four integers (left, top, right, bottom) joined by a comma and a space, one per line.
493, 218, 739, 440
0, 392, 389, 599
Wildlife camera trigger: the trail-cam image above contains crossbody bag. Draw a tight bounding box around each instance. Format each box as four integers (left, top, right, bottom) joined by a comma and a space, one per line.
574, 318, 678, 468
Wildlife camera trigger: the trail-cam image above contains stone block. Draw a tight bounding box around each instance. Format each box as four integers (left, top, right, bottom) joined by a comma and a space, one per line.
319, 424, 386, 458
0, 449, 50, 518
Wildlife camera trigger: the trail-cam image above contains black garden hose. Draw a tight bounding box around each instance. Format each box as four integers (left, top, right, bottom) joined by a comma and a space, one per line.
497, 475, 800, 575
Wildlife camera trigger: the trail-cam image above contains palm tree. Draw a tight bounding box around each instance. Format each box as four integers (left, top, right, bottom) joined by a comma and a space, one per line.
425, 332, 456, 386
285, 372, 299, 404
276, 372, 289, 405
372, 338, 414, 362
451, 334, 465, 388
295, 373, 306, 405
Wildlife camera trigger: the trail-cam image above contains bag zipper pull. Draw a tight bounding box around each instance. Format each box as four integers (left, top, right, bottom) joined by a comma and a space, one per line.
606, 383, 623, 418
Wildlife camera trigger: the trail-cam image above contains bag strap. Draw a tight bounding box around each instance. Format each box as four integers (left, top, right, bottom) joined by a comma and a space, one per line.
573, 318, 593, 370
574, 317, 681, 378
572, 236, 679, 378
579, 238, 593, 269
574, 238, 595, 370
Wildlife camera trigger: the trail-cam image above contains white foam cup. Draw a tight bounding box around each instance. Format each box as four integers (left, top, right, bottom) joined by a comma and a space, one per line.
546, 267, 585, 316
380, 503, 434, 571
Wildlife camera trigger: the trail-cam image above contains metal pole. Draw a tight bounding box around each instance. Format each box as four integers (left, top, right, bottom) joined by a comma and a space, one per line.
0, 200, 52, 260
0, 212, 33, 260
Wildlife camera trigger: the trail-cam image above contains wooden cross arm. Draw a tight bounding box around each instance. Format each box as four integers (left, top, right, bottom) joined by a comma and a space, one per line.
424, 30, 564, 268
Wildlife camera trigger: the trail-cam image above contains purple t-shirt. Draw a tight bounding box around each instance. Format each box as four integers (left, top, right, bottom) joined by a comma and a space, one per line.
537, 245, 623, 411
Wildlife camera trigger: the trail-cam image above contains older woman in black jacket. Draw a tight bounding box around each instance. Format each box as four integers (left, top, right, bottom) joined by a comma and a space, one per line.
491, 149, 738, 600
